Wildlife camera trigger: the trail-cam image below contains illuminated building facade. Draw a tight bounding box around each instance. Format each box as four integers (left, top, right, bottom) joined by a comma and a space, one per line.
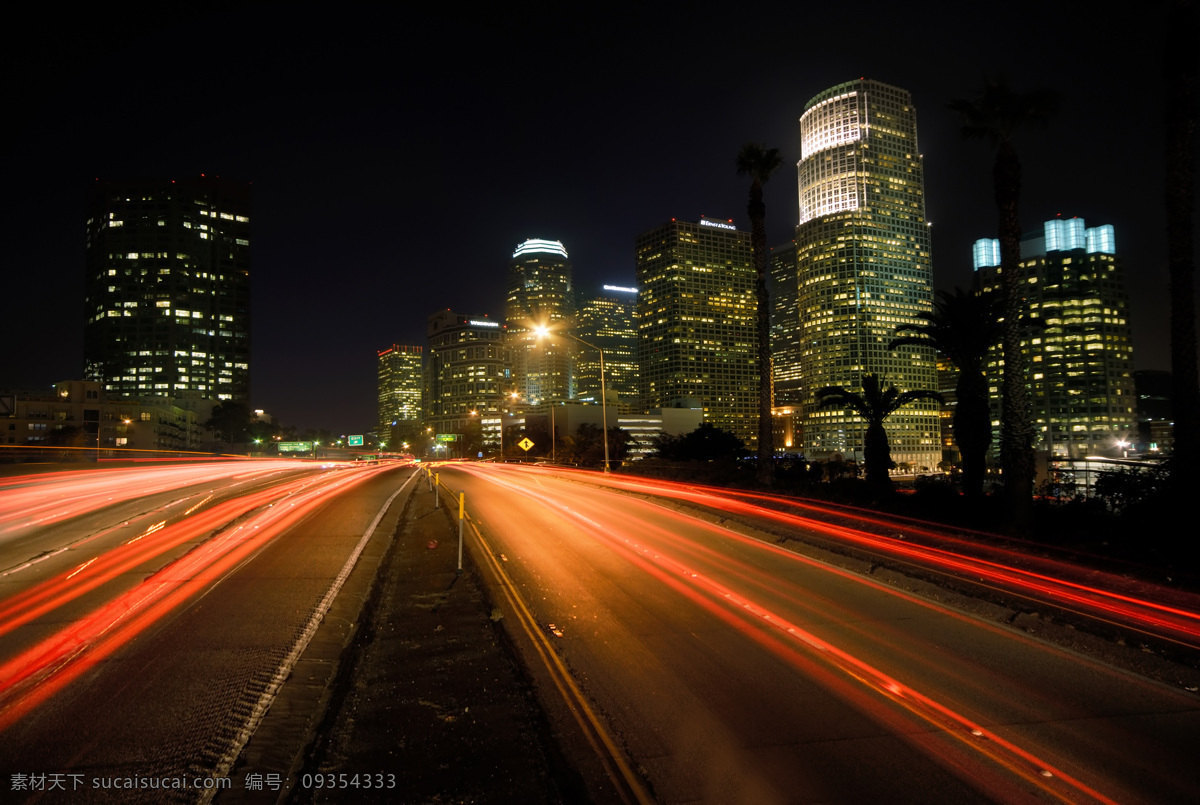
635, 217, 757, 446
794, 80, 940, 469
3, 380, 201, 452
425, 310, 512, 445
83, 177, 251, 402
769, 241, 802, 406
506, 238, 574, 404
377, 344, 423, 444
974, 218, 1135, 457
574, 284, 640, 412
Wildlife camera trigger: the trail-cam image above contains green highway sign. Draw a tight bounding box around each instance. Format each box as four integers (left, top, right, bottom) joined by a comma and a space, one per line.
278, 441, 313, 453
348, 435, 364, 446
436, 433, 460, 443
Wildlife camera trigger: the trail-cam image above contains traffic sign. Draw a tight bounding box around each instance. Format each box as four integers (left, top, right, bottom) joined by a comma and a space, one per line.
348, 434, 364, 446
517, 437, 535, 452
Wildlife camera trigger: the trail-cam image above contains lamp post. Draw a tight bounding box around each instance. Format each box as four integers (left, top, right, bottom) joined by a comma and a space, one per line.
534, 327, 610, 473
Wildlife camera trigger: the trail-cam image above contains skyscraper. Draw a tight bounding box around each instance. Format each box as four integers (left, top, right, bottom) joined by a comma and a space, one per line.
635, 217, 757, 446
425, 310, 511, 448
377, 344, 423, 444
794, 80, 940, 469
83, 177, 251, 402
974, 217, 1135, 457
768, 241, 802, 406
574, 284, 640, 412
506, 238, 574, 404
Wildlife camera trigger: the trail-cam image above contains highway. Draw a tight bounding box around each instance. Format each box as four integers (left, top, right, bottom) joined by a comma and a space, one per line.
442, 462, 1200, 804
0, 459, 416, 801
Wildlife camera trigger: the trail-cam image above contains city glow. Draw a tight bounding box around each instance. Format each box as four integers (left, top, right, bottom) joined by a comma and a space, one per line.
512, 238, 568, 259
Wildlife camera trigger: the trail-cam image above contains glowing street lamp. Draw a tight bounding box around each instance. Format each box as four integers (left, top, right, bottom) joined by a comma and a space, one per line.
535, 326, 611, 473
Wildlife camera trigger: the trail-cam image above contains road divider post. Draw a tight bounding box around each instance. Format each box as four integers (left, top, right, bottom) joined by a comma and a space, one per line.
457, 491, 465, 576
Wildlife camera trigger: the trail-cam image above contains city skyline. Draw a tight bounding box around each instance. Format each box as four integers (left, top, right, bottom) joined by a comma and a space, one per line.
4, 4, 1191, 433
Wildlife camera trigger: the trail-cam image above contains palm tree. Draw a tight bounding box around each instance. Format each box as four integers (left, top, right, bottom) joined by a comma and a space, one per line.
816, 374, 942, 489
890, 288, 1001, 498
949, 77, 1056, 525
1165, 0, 1198, 495
737, 142, 783, 487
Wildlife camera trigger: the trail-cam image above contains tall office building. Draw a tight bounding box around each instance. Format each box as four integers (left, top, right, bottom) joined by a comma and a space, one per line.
377, 344, 423, 444
506, 238, 574, 404
635, 217, 757, 446
974, 217, 1135, 457
83, 177, 251, 402
425, 310, 512, 446
768, 241, 802, 406
574, 283, 640, 412
794, 79, 940, 469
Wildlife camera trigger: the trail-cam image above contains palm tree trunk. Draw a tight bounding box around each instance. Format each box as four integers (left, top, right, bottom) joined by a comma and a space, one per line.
1166, 0, 1199, 494
749, 182, 774, 486
955, 368, 992, 498
864, 421, 892, 489
995, 141, 1034, 526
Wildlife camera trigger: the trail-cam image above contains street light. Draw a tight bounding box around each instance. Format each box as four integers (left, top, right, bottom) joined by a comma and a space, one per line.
534, 326, 611, 473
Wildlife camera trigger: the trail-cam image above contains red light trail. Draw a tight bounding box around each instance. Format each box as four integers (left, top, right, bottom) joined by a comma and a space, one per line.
449, 463, 1198, 803
0, 461, 391, 730
508, 465, 1200, 649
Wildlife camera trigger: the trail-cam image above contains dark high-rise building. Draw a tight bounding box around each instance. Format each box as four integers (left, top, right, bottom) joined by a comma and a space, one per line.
83, 177, 251, 402
794, 79, 940, 469
377, 344, 423, 444
574, 284, 640, 412
768, 241, 802, 406
425, 310, 512, 447
635, 217, 757, 446
974, 217, 1135, 458
506, 238, 574, 404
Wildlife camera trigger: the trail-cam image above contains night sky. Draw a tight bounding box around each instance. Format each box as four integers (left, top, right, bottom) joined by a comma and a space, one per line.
5, 2, 1194, 434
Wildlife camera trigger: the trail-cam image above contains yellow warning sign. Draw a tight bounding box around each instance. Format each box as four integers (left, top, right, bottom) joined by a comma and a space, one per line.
517, 437, 535, 452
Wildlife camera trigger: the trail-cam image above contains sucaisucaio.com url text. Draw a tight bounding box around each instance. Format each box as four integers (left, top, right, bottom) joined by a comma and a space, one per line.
9, 773, 232, 792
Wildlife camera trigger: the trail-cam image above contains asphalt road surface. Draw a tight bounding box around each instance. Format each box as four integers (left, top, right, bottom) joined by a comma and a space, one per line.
3, 459, 1198, 804
440, 463, 1200, 805
0, 460, 415, 803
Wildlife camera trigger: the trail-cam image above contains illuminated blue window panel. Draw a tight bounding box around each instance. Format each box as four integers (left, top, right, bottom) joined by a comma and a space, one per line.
1086, 224, 1115, 254
973, 238, 1001, 270
1045, 218, 1086, 252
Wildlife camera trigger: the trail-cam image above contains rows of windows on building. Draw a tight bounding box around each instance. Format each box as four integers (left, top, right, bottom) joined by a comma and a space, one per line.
3, 177, 255, 453
83, 177, 251, 404
972, 217, 1137, 459
372, 79, 1147, 466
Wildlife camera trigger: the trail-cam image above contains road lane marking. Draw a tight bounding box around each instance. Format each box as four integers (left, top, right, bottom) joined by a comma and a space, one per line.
199, 466, 419, 804
459, 505, 654, 805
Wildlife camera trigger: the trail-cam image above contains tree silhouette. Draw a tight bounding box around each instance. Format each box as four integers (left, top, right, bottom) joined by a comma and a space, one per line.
817, 374, 942, 489
890, 288, 1001, 498
950, 77, 1056, 525
737, 142, 783, 487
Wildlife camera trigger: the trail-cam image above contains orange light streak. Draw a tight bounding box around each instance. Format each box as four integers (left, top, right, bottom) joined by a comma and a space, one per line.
454, 465, 1122, 803
0, 464, 390, 727
490, 465, 1200, 648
